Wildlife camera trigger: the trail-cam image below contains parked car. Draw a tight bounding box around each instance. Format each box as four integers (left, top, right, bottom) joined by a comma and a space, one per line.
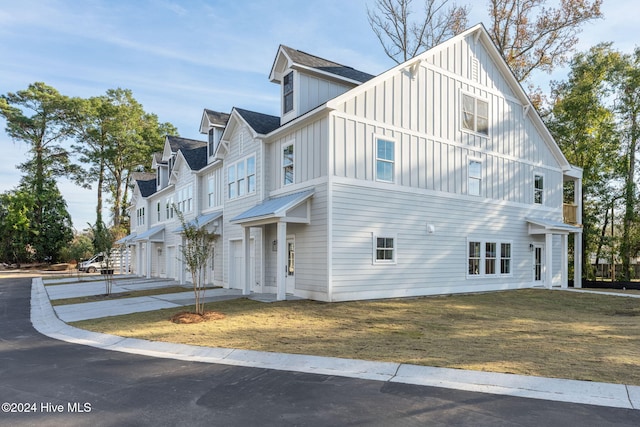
78, 250, 127, 273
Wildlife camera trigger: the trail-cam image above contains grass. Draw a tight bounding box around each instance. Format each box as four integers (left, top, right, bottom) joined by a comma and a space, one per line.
71, 289, 640, 385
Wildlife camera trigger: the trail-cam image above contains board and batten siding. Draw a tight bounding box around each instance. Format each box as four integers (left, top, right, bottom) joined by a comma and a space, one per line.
329, 32, 564, 210
222, 123, 264, 291
266, 116, 329, 192
330, 182, 561, 301
298, 74, 352, 117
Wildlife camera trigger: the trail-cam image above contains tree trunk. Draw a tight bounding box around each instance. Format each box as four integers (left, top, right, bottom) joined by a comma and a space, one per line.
621, 110, 637, 281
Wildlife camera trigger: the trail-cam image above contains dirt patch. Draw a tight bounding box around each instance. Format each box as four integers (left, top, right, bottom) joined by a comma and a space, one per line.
170, 311, 226, 324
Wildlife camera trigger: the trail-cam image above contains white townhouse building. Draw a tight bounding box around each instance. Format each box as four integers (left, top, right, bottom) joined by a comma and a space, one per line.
121, 24, 583, 302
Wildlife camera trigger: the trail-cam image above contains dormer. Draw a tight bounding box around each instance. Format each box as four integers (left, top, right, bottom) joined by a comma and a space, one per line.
161, 135, 207, 181
199, 109, 230, 162
269, 45, 375, 125
152, 153, 169, 190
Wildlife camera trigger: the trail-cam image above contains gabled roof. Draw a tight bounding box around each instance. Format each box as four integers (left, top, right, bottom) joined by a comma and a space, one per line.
181, 146, 208, 171
326, 23, 572, 171
136, 179, 157, 197
167, 135, 207, 152
199, 109, 230, 134
235, 108, 281, 135
269, 45, 375, 85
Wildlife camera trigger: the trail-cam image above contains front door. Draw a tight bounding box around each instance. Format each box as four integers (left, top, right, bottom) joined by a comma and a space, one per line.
534, 245, 544, 284
285, 236, 295, 293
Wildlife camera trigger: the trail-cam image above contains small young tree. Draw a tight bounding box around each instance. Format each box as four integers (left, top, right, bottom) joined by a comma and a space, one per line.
91, 221, 116, 295
176, 210, 215, 315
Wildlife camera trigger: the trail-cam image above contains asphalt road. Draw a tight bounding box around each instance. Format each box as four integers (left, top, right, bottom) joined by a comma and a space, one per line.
1, 276, 639, 426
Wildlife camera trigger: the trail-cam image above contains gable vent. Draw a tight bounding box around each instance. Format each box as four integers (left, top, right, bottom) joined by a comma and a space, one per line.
471, 58, 479, 82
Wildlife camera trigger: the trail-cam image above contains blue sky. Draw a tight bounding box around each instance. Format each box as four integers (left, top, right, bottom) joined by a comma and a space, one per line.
0, 0, 637, 230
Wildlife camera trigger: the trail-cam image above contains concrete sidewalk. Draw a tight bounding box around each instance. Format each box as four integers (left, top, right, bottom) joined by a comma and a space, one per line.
31, 276, 640, 411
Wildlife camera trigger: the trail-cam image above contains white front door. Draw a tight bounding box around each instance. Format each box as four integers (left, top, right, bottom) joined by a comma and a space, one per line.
534, 245, 544, 284
285, 236, 295, 293
230, 239, 254, 290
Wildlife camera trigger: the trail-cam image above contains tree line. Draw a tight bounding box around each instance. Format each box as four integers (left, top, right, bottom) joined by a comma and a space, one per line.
0, 83, 175, 265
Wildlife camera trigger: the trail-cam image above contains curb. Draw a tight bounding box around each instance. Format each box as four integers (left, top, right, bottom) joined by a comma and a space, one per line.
31, 278, 640, 410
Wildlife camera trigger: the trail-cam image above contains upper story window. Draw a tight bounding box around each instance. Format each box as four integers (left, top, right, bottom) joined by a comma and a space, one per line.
282, 143, 294, 186
177, 185, 193, 213
228, 155, 256, 199
468, 160, 482, 196
207, 176, 215, 208
156, 202, 161, 222
136, 207, 145, 226
376, 137, 395, 183
165, 196, 174, 220
283, 71, 294, 114
462, 93, 489, 135
534, 174, 544, 205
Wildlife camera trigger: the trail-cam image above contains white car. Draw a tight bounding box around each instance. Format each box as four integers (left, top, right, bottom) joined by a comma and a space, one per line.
78, 252, 122, 273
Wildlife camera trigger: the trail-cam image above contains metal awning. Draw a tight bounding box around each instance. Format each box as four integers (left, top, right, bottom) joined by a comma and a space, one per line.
526, 217, 582, 235
231, 189, 314, 226
115, 232, 137, 245
133, 225, 165, 242
173, 210, 223, 233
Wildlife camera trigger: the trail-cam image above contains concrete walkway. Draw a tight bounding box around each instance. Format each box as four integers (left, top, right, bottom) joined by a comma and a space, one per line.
31, 276, 640, 411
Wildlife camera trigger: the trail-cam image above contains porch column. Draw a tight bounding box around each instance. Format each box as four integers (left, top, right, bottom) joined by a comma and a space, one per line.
575, 176, 583, 288
136, 242, 142, 277
179, 237, 186, 285
574, 233, 583, 288
561, 234, 568, 288
242, 226, 251, 295
146, 242, 152, 279
276, 221, 287, 301
545, 233, 553, 288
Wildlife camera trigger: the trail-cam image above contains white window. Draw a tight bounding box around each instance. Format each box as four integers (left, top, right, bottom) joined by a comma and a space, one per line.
467, 239, 512, 277
468, 241, 481, 275
228, 164, 236, 199
282, 143, 294, 186
501, 243, 511, 274
376, 137, 395, 183
468, 160, 482, 196
247, 156, 256, 193
485, 242, 496, 275
462, 93, 489, 135
176, 185, 193, 213
373, 233, 396, 264
228, 156, 256, 199
165, 196, 174, 219
534, 174, 544, 205
156, 202, 161, 222
136, 207, 145, 226
207, 176, 215, 208
283, 71, 294, 114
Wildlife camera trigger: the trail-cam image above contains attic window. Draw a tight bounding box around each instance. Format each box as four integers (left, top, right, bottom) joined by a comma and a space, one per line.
461, 93, 489, 136
283, 71, 294, 114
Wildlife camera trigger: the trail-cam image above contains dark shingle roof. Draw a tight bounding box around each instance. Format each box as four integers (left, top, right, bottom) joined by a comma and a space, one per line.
235, 108, 281, 135
281, 45, 375, 83
167, 135, 207, 152
137, 179, 157, 197
182, 146, 208, 171
204, 109, 231, 127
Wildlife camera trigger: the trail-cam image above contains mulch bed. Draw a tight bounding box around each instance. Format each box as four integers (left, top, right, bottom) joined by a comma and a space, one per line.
170, 311, 226, 324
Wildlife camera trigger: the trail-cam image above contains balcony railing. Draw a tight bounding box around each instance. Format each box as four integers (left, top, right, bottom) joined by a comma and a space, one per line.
563, 203, 578, 225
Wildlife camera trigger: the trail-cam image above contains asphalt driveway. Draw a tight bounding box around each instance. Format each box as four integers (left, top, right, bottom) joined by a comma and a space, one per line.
2, 276, 640, 426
